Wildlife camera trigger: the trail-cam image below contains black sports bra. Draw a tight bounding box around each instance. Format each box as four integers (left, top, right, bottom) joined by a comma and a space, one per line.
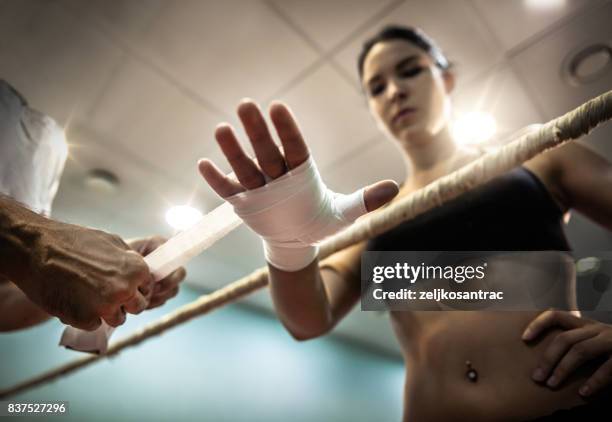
366, 166, 570, 252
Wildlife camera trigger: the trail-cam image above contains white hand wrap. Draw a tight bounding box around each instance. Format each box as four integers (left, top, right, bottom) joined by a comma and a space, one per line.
225, 156, 367, 272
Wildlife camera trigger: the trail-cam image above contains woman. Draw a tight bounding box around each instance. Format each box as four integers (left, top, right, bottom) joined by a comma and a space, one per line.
198, 26, 612, 421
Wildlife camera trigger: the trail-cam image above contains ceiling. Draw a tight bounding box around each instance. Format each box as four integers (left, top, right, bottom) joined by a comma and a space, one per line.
1, 0, 611, 356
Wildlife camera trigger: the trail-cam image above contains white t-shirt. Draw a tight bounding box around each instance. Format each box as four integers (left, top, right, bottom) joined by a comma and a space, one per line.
0, 80, 67, 216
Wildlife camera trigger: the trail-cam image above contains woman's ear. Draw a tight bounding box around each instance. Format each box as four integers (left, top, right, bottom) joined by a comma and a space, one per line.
443, 70, 455, 94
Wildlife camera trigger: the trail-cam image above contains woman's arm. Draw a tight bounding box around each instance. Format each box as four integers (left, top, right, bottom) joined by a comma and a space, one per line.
541, 141, 612, 228
523, 140, 612, 396
269, 243, 364, 340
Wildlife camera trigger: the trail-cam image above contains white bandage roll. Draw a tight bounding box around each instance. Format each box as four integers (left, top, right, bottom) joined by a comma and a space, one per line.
225, 157, 367, 271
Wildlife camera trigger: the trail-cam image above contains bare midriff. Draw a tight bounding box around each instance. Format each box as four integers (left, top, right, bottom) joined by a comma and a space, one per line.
389, 253, 606, 421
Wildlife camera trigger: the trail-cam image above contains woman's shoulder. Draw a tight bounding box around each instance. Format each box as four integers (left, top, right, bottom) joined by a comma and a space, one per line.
523, 140, 605, 212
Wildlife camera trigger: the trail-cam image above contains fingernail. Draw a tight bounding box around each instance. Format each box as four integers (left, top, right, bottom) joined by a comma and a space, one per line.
579, 385, 590, 396
532, 368, 546, 382
547, 376, 558, 387
379, 182, 399, 199
522, 329, 533, 341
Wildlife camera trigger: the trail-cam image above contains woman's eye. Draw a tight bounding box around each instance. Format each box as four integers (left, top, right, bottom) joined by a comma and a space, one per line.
399, 67, 423, 78
369, 83, 385, 97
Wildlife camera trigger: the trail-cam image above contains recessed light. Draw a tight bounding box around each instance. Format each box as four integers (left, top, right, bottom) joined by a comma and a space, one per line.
576, 257, 601, 275
563, 43, 612, 86
84, 168, 120, 194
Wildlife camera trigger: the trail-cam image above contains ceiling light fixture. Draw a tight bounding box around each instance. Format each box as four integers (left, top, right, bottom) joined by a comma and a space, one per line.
524, 0, 567, 11
452, 112, 497, 146
84, 168, 120, 194
165, 205, 203, 231
563, 43, 612, 86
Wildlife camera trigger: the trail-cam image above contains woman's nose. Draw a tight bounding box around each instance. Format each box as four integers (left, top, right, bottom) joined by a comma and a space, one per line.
387, 79, 408, 103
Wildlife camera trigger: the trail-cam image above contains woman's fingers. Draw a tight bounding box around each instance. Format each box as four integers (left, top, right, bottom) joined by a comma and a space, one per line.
238, 100, 287, 179
581, 356, 612, 397
269, 102, 310, 169
531, 326, 600, 384
198, 158, 244, 198
215, 124, 266, 189
544, 334, 609, 388
522, 310, 586, 341
363, 180, 399, 212
202, 100, 310, 196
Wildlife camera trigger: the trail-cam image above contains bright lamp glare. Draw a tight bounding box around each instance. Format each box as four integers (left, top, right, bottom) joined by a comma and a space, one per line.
165, 205, 203, 230
524, 0, 567, 11
452, 112, 497, 146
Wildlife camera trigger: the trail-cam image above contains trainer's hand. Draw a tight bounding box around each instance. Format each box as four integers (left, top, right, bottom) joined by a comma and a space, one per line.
17, 220, 153, 330
523, 309, 612, 397
127, 236, 186, 309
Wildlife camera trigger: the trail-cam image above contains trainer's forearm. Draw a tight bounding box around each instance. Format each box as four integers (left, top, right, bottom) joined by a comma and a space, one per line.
0, 195, 45, 285
268, 259, 334, 340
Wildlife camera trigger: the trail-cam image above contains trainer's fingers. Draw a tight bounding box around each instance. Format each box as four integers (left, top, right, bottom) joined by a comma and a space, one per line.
269, 102, 309, 169
198, 158, 245, 198
102, 307, 127, 328
123, 291, 148, 315
152, 267, 186, 296
364, 180, 399, 212
60, 314, 101, 331
215, 124, 265, 189
238, 100, 287, 179
148, 287, 179, 309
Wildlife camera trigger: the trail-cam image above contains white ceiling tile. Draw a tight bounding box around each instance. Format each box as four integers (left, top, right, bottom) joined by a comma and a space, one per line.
334, 0, 503, 88
274, 64, 383, 169
511, 2, 612, 118
0, 0, 124, 125
63, 0, 321, 116
56, 125, 217, 237
322, 136, 407, 193
85, 57, 223, 184
268, 0, 397, 51
511, 1, 612, 157
451, 64, 545, 139
60, 0, 166, 39
471, 0, 596, 52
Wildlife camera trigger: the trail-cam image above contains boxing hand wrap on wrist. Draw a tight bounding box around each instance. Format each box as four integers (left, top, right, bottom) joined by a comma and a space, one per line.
225, 157, 367, 272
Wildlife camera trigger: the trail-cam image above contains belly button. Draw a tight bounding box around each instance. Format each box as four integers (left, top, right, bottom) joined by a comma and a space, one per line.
465, 360, 478, 383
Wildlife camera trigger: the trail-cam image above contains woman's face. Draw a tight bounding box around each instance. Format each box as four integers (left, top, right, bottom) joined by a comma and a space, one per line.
362, 40, 453, 146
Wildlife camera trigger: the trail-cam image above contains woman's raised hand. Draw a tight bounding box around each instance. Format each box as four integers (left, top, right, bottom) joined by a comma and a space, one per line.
198, 100, 398, 271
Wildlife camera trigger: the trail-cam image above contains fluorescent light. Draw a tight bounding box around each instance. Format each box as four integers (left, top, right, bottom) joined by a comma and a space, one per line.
165, 205, 203, 231
452, 112, 497, 146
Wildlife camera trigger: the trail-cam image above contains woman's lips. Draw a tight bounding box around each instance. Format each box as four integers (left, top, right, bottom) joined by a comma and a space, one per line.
391, 107, 417, 126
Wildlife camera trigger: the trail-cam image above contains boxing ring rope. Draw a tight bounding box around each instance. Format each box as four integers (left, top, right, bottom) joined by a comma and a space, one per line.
1, 90, 611, 399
